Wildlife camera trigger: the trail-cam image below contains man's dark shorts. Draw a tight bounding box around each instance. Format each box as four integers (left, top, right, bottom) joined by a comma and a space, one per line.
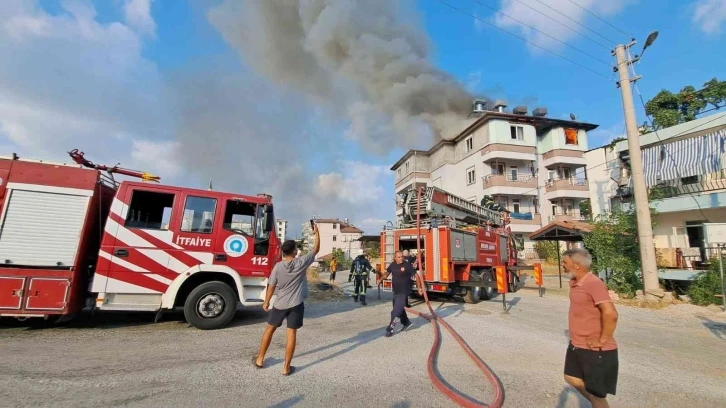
268, 302, 305, 329
564, 343, 618, 398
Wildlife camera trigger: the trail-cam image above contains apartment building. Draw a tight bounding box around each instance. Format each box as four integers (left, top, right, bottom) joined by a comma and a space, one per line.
391, 100, 597, 250
301, 218, 364, 260
275, 219, 288, 242
586, 111, 726, 266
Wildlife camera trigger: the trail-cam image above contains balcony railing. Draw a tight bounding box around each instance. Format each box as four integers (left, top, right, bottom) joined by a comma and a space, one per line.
548, 213, 589, 223
509, 212, 542, 225
544, 177, 589, 193
483, 174, 538, 189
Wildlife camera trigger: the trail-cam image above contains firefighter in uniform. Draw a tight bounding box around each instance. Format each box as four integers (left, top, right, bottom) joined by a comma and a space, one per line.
349, 253, 373, 305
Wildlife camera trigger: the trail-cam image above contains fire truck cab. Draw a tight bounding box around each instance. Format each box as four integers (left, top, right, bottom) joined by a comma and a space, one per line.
379, 187, 530, 303
0, 151, 280, 329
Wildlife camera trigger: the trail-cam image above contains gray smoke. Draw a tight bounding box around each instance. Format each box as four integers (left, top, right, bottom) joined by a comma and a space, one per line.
207, 0, 475, 150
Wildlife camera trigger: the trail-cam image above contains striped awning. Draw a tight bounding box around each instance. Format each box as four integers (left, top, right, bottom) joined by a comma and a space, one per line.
641, 129, 726, 186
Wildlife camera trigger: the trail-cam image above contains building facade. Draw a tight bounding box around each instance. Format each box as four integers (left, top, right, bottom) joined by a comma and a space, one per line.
391, 102, 597, 250
585, 112, 726, 266
301, 218, 364, 260
275, 219, 288, 242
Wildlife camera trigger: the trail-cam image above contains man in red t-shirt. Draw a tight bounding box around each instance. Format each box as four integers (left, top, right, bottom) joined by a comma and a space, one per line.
562, 248, 619, 408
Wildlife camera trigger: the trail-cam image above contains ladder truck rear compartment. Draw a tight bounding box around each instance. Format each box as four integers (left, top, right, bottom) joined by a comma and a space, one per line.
0, 151, 280, 329
380, 187, 534, 303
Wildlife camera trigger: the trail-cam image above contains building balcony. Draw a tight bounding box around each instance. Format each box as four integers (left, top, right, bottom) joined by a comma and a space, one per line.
547, 213, 589, 223
481, 144, 537, 162
507, 213, 543, 232
482, 174, 538, 196
509, 212, 542, 225
544, 177, 590, 200
541, 149, 587, 169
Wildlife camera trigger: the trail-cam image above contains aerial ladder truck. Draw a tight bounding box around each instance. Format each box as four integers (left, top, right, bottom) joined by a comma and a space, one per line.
379, 186, 532, 303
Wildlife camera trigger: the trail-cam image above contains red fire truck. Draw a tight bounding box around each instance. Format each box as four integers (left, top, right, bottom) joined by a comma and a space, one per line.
0, 150, 280, 329
380, 187, 532, 303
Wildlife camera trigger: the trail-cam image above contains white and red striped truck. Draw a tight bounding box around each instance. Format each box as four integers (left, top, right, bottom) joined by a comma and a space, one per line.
0, 150, 280, 329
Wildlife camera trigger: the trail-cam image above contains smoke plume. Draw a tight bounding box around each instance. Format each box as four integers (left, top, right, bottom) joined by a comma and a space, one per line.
207, 0, 475, 149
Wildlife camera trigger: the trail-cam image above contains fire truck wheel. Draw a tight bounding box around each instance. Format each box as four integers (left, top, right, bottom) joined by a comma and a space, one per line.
184, 281, 238, 330
463, 286, 482, 304
479, 286, 495, 301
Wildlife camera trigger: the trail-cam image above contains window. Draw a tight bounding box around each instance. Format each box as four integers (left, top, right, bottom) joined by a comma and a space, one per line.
397, 169, 401, 178
333, 223, 338, 229
333, 235, 337, 242
466, 167, 476, 185
564, 200, 575, 214
510, 165, 518, 181
512, 198, 520, 213
223, 200, 256, 236
533, 198, 539, 214
405, 162, 410, 173
125, 190, 174, 230
255, 204, 272, 241
465, 137, 473, 152
496, 163, 505, 175
564, 128, 578, 145
181, 196, 217, 233
510, 126, 524, 141
563, 168, 572, 179
552, 205, 557, 216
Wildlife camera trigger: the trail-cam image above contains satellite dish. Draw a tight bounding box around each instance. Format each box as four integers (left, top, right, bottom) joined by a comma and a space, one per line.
570, 113, 576, 120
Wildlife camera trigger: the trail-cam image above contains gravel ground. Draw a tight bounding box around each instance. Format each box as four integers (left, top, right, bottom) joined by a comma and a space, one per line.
1, 270, 725, 408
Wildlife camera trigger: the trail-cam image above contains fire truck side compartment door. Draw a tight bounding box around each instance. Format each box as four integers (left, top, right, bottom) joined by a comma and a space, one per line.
25, 278, 70, 311
0, 277, 25, 310
0, 187, 91, 267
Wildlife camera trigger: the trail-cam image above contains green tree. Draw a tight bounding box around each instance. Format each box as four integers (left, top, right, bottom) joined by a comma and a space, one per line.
331, 248, 348, 269
362, 241, 380, 258
644, 77, 726, 130
579, 199, 592, 221
534, 241, 560, 265
583, 190, 664, 297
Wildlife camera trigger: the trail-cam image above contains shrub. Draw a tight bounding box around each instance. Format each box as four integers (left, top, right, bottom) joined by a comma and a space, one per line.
688, 259, 724, 306
534, 241, 560, 264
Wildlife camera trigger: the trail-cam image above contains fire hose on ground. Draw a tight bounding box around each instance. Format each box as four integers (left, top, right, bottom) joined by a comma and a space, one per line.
399, 269, 505, 408
401, 186, 505, 408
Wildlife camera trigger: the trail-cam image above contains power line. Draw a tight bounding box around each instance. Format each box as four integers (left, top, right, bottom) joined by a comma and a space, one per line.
567, 0, 631, 37
524, 0, 615, 47
433, 0, 611, 80
469, 0, 612, 66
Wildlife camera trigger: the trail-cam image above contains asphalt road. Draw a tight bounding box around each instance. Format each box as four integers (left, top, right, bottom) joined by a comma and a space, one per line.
2, 271, 725, 408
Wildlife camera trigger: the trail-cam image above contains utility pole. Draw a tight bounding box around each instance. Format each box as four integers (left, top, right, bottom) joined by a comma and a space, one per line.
613, 38, 662, 298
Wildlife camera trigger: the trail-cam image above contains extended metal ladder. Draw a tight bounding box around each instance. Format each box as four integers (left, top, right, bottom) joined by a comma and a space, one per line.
401, 186, 503, 227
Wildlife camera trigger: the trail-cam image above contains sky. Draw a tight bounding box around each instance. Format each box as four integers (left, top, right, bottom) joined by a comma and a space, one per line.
1, 0, 724, 237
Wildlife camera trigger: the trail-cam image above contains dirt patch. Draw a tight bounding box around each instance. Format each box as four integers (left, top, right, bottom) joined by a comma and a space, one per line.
307, 268, 344, 302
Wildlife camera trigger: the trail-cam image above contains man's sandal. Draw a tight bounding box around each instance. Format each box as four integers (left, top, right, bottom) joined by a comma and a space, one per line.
282, 366, 296, 376
252, 356, 263, 369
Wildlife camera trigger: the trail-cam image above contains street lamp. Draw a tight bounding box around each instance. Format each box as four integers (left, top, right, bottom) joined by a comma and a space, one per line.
632, 30, 658, 62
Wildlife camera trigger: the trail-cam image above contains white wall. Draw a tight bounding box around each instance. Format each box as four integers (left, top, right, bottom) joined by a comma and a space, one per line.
488, 119, 537, 146
584, 147, 621, 217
